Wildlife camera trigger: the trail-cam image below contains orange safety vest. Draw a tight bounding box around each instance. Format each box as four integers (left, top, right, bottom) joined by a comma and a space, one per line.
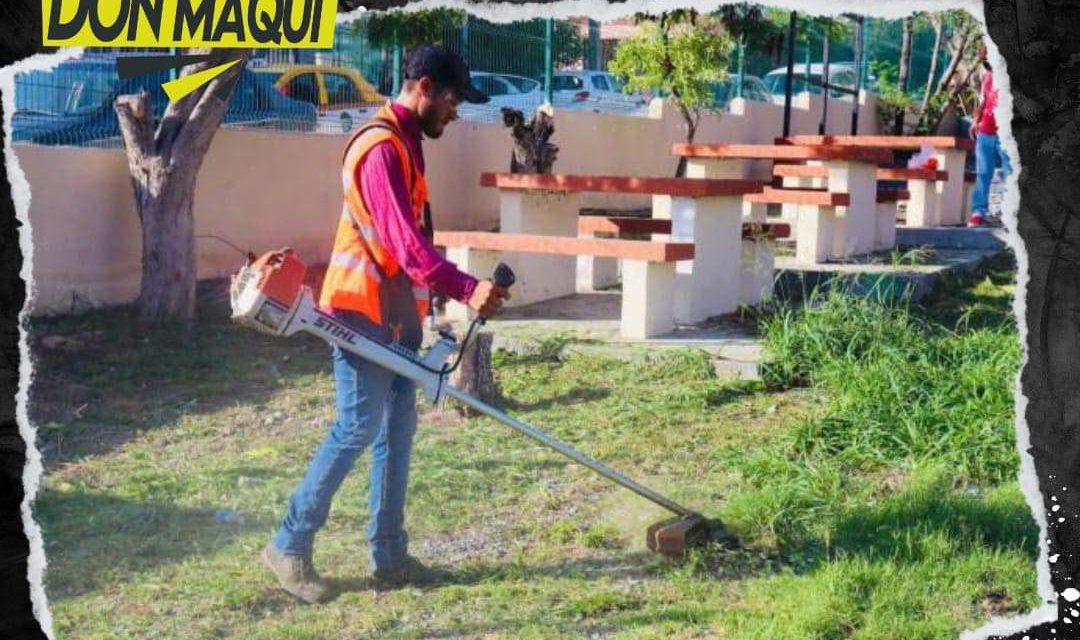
319, 103, 432, 340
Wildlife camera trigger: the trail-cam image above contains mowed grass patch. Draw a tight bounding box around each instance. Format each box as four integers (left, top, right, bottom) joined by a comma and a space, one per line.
30, 263, 1038, 639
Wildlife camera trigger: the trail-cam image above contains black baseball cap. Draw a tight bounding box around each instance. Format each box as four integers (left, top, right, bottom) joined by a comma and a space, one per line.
403, 45, 490, 104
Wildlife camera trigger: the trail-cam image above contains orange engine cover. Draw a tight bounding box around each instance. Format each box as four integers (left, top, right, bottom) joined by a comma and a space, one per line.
252, 249, 309, 310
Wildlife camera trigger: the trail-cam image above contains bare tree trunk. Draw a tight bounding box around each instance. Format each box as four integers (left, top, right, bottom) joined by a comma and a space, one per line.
675, 104, 697, 178
136, 156, 198, 319
894, 17, 913, 134
115, 49, 250, 322
918, 15, 944, 127
502, 106, 558, 173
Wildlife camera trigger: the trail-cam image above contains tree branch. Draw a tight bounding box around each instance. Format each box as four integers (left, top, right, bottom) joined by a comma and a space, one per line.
114, 91, 154, 168
157, 48, 248, 159
934, 30, 969, 98
918, 14, 943, 122
169, 50, 250, 164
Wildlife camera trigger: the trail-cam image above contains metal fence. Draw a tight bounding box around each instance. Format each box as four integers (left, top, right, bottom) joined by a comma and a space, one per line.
11, 11, 964, 147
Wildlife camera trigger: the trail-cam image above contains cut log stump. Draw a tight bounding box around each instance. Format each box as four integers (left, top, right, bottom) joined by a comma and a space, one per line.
448, 331, 497, 416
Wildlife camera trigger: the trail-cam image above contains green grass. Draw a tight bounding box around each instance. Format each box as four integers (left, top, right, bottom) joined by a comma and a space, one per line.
758, 272, 1020, 485
29, 265, 1038, 639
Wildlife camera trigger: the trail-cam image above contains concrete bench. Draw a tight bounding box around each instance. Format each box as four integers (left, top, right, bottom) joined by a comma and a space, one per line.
751, 185, 909, 256
676, 144, 890, 259
577, 216, 792, 239
480, 172, 766, 325
743, 188, 851, 264
780, 135, 972, 226
772, 164, 947, 228
434, 230, 694, 339
577, 216, 792, 306
875, 189, 910, 251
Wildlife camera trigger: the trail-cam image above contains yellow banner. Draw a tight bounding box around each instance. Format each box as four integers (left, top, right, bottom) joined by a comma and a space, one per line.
42, 0, 338, 48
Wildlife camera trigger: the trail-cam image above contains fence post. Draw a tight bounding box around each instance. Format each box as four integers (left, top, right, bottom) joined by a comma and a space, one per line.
588, 19, 601, 70
804, 42, 811, 92
461, 15, 470, 63
544, 17, 554, 104
819, 30, 830, 135
392, 28, 402, 96
782, 11, 797, 138
851, 15, 864, 135
736, 33, 746, 99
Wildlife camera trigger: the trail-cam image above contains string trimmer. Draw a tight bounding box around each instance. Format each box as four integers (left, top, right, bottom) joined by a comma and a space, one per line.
229, 248, 733, 557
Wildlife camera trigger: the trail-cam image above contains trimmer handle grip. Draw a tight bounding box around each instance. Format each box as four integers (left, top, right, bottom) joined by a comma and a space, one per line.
493, 262, 516, 289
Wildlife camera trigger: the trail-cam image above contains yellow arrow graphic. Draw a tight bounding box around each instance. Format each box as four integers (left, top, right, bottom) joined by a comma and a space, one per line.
162, 59, 241, 102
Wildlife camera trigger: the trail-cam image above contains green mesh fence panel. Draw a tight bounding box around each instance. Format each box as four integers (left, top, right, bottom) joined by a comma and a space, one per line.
12, 13, 970, 145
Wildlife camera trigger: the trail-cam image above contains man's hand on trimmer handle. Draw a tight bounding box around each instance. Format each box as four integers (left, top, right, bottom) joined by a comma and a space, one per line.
467, 263, 515, 319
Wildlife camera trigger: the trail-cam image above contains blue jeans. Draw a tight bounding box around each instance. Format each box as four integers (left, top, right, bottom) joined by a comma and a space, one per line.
273, 316, 418, 572
971, 132, 1012, 218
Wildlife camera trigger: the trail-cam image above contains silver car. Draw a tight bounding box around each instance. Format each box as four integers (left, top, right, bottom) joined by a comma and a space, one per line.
457, 71, 545, 123
711, 74, 772, 110
763, 63, 877, 104
551, 71, 648, 115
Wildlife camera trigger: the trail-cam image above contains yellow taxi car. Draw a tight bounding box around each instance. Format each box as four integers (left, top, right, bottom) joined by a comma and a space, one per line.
251, 64, 385, 134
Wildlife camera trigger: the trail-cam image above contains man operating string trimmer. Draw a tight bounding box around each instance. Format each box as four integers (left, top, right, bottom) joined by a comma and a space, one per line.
261, 46, 510, 603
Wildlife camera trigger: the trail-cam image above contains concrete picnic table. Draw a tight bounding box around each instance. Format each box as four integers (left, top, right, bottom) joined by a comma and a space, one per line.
673, 143, 893, 258
478, 172, 767, 325
782, 135, 974, 226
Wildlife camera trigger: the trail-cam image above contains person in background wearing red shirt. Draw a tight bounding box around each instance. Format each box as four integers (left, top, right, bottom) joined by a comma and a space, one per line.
261, 46, 511, 603
968, 42, 1012, 227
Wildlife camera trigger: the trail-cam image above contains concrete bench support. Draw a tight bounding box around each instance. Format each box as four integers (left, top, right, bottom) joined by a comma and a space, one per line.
498, 190, 580, 307
779, 168, 826, 234
796, 205, 837, 264
933, 148, 968, 226
577, 230, 619, 292
824, 160, 877, 258
904, 178, 938, 227
654, 194, 744, 324
876, 202, 899, 251
620, 259, 677, 339
684, 157, 751, 180
741, 238, 775, 306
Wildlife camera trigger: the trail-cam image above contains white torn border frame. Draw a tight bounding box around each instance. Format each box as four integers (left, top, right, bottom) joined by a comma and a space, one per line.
0, 0, 1055, 638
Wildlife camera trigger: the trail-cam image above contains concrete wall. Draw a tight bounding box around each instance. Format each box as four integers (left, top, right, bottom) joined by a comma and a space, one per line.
18, 91, 880, 315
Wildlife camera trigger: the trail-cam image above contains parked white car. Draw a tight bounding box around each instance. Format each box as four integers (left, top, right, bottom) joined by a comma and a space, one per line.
551, 71, 648, 115
711, 74, 772, 110
457, 71, 545, 123
763, 63, 876, 104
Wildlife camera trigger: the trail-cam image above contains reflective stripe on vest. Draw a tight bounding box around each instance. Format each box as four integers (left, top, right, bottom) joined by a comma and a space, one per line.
318, 103, 431, 325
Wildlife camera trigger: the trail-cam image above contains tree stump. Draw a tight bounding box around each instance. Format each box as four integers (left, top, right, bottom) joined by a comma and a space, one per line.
449, 331, 497, 416
501, 106, 558, 174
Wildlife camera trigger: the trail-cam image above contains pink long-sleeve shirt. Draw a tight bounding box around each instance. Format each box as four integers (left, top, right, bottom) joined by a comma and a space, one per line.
354, 103, 478, 304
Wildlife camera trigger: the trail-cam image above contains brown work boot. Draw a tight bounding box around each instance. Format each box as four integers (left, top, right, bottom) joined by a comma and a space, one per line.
372, 555, 449, 588
261, 542, 331, 604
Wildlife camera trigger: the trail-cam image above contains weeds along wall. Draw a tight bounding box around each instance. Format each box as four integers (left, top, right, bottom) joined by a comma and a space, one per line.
17, 93, 880, 316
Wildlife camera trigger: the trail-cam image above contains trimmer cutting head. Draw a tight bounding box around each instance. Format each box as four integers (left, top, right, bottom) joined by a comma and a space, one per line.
646, 515, 737, 557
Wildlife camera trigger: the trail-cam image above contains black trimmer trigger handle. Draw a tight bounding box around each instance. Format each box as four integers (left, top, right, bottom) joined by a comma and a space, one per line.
493, 262, 516, 288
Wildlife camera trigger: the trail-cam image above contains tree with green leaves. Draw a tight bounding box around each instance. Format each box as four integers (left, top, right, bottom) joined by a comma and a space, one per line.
715, 4, 786, 64
609, 11, 734, 177
871, 10, 982, 135
365, 8, 466, 48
